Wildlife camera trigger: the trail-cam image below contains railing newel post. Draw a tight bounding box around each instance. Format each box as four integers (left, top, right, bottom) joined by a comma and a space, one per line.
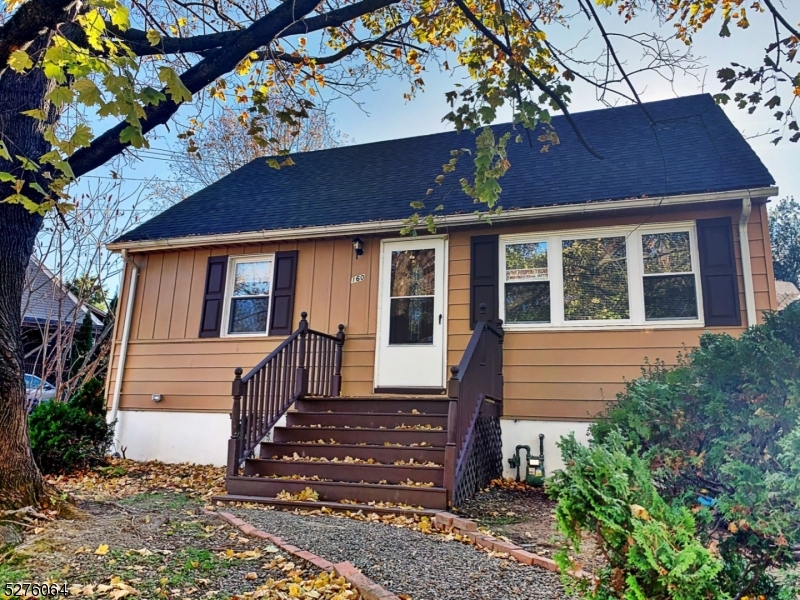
444, 365, 460, 507
332, 324, 345, 397
295, 311, 309, 398
227, 367, 243, 478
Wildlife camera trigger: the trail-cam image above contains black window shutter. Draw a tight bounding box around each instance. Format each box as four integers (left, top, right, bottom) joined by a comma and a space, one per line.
268, 250, 298, 335
198, 256, 228, 338
697, 217, 741, 327
470, 234, 499, 329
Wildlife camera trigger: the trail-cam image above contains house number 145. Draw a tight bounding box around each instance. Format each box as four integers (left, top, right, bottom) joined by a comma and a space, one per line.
351, 274, 365, 284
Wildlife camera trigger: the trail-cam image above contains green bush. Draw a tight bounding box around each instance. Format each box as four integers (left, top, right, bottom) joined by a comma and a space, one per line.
548, 303, 800, 600
29, 378, 114, 474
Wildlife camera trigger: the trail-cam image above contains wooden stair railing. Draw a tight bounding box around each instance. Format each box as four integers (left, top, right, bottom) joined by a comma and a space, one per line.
444, 304, 504, 507
227, 312, 345, 477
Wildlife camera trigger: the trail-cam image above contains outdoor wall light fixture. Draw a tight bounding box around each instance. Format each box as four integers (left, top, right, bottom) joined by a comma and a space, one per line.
352, 237, 364, 259
151, 394, 163, 403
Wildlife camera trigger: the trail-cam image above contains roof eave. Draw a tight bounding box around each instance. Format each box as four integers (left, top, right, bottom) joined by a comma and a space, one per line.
107, 185, 779, 253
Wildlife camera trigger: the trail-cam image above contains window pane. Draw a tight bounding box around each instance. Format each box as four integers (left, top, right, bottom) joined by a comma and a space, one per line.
229, 297, 270, 333
563, 237, 629, 320
233, 261, 273, 296
506, 242, 548, 281
505, 282, 550, 323
389, 297, 434, 344
644, 275, 698, 320
391, 249, 435, 297
642, 232, 692, 274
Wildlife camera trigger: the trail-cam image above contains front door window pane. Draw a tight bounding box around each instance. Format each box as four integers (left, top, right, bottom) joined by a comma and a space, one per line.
389, 249, 435, 344
389, 298, 434, 344
563, 237, 629, 320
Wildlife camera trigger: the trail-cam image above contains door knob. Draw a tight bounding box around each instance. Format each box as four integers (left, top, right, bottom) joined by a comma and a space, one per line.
439, 314, 443, 324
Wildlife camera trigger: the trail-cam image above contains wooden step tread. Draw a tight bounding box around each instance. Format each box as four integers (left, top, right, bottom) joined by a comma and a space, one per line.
210, 495, 442, 517
226, 476, 448, 509
253, 458, 443, 469
264, 442, 445, 451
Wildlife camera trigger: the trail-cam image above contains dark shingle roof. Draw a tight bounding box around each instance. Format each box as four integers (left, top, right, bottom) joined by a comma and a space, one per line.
117, 94, 774, 243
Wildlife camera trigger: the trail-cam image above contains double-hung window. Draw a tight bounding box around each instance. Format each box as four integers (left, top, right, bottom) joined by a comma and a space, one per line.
499, 223, 703, 329
223, 255, 275, 335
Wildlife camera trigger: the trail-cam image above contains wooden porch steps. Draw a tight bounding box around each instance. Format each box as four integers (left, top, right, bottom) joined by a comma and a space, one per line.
224, 396, 450, 510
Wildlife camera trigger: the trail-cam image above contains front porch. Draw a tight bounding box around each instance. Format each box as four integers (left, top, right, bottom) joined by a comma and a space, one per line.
216, 308, 505, 511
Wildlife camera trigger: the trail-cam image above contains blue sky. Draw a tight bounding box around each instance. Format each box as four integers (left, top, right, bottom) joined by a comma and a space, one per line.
84, 6, 797, 198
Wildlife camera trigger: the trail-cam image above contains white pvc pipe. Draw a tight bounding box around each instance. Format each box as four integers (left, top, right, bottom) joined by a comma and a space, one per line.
739, 195, 757, 327
109, 249, 140, 452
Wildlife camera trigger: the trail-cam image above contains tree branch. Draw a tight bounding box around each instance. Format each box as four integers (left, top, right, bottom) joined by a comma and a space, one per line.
762, 0, 800, 39
118, 0, 403, 56
70, 0, 326, 178
263, 20, 413, 65
576, 0, 655, 125
0, 0, 76, 74
451, 0, 604, 159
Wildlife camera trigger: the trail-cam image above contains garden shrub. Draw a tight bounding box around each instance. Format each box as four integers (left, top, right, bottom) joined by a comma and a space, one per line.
548, 303, 800, 600
29, 378, 114, 474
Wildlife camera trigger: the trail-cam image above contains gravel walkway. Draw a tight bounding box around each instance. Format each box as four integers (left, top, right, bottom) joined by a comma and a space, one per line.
229, 507, 570, 600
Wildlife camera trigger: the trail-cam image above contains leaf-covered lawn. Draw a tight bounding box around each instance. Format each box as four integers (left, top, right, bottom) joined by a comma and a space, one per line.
1, 461, 359, 599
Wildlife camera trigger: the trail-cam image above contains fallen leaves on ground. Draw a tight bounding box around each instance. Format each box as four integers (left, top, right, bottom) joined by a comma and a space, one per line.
45, 458, 225, 500
276, 487, 320, 502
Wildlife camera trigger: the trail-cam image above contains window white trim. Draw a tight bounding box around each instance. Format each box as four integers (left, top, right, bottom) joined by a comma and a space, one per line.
220, 253, 276, 337
499, 222, 704, 331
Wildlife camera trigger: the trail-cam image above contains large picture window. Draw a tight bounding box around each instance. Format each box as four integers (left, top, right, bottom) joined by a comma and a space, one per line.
499, 223, 704, 329
223, 255, 275, 335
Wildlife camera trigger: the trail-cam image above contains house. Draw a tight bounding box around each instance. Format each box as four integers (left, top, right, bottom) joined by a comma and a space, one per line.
776, 280, 799, 310
106, 94, 778, 509
22, 258, 105, 382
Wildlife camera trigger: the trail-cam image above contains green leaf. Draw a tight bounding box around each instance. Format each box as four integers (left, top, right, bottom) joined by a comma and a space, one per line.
15, 155, 40, 172
266, 158, 281, 170
73, 78, 104, 106
157, 67, 192, 103
0, 141, 10, 162
110, 2, 131, 30
0, 172, 16, 183
146, 29, 162, 46
140, 86, 166, 105
119, 125, 145, 148
54, 161, 75, 180
22, 109, 47, 121
29, 182, 47, 196
47, 86, 74, 105
8, 50, 33, 72
43, 61, 65, 84
66, 123, 93, 154
79, 9, 106, 50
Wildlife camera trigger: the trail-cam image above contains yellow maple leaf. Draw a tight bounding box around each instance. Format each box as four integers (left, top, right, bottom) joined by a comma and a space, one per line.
95, 543, 110, 555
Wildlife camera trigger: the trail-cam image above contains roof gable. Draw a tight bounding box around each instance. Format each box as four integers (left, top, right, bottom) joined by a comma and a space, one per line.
117, 94, 775, 244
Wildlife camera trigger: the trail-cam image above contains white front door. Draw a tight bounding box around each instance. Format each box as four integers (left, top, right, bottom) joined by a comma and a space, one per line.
375, 237, 447, 389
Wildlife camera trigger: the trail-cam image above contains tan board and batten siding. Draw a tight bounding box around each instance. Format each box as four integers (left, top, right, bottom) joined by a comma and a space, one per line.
107, 200, 777, 422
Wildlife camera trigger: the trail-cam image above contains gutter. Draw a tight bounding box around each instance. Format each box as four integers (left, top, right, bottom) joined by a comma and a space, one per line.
106, 186, 779, 253
739, 194, 758, 327
109, 249, 140, 452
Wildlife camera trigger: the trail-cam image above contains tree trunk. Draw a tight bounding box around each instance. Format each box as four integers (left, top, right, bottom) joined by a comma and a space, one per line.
0, 38, 61, 512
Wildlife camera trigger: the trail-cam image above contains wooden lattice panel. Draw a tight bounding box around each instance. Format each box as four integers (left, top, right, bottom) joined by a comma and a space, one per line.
453, 415, 503, 507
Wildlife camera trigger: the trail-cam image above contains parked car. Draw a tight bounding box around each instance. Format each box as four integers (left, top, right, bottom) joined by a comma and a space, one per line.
25, 373, 57, 410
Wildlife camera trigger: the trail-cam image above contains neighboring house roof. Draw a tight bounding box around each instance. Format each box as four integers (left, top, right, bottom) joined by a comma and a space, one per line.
22, 258, 105, 327
116, 93, 775, 244
776, 280, 800, 310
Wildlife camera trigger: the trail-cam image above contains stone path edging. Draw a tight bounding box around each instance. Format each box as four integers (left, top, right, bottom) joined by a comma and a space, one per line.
433, 512, 595, 581
206, 509, 401, 600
